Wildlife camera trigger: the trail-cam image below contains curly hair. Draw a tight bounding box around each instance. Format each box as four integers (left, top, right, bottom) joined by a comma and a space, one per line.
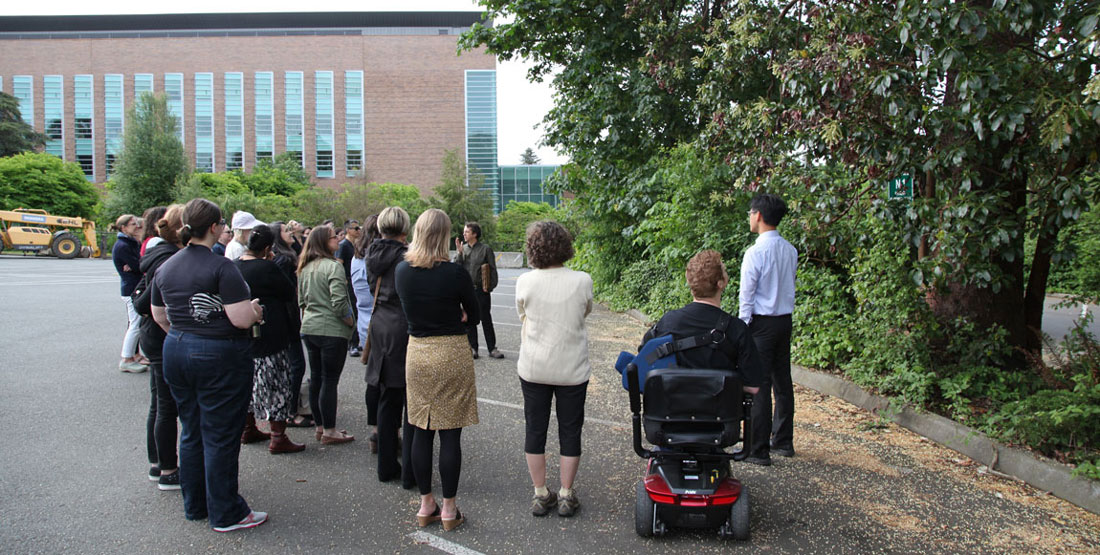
525, 220, 574, 269
685, 250, 727, 298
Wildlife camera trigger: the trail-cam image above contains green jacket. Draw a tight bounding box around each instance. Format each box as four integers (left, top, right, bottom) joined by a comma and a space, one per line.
455, 241, 498, 292
298, 257, 354, 340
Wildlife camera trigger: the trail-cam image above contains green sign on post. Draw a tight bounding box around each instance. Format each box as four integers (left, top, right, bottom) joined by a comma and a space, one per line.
889, 174, 913, 200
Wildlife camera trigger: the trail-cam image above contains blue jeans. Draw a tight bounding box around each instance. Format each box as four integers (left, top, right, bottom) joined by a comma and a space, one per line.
163, 330, 253, 528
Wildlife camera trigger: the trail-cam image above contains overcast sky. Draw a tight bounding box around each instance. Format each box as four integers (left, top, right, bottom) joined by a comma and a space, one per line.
1, 0, 566, 165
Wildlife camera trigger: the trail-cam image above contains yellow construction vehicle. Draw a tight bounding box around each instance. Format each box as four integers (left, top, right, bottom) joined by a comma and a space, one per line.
0, 208, 100, 259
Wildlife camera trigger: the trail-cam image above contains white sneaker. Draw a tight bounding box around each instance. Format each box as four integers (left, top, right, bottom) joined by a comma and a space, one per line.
213, 510, 268, 532
119, 360, 148, 373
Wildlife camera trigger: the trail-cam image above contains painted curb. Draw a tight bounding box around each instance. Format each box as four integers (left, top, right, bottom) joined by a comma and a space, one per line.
792, 365, 1100, 515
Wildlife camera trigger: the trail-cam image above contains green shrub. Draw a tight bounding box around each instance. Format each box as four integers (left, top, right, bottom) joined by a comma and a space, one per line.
496, 201, 557, 253
0, 152, 100, 218
792, 265, 857, 370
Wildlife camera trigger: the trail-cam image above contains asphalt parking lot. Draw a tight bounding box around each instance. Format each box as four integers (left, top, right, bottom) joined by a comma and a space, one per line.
1, 257, 1097, 554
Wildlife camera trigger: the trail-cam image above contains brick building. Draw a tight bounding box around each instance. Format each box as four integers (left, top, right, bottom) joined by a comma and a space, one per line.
0, 11, 499, 202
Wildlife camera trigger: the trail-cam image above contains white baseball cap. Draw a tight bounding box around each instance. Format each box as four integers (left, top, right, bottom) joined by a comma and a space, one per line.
231, 211, 265, 230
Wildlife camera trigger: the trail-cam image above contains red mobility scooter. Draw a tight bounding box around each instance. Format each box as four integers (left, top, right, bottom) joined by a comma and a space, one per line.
618, 342, 754, 540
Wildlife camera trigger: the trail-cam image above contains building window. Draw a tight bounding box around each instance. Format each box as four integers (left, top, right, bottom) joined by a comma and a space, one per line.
314, 71, 334, 178
104, 74, 124, 177
224, 72, 244, 171
43, 75, 64, 159
164, 73, 184, 144
345, 70, 365, 176
285, 71, 304, 167
134, 73, 154, 97
194, 73, 214, 173
255, 71, 275, 165
499, 165, 561, 209
465, 70, 500, 212
74, 75, 95, 180
12, 75, 33, 127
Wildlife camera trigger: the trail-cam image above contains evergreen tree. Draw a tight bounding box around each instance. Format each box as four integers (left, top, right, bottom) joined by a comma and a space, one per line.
520, 147, 540, 165
431, 149, 495, 239
0, 92, 46, 156
105, 92, 189, 217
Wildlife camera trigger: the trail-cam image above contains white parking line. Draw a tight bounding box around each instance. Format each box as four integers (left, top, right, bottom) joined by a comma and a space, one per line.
409, 531, 486, 555
477, 397, 627, 428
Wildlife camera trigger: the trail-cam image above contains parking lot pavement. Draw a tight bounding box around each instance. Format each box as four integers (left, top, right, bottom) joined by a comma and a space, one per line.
1, 259, 1097, 553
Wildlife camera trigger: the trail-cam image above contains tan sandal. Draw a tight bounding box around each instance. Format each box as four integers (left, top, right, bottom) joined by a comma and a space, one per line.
442, 509, 464, 531
416, 504, 441, 527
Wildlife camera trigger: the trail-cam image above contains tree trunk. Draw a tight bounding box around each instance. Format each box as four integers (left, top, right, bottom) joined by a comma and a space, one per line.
1024, 227, 1055, 353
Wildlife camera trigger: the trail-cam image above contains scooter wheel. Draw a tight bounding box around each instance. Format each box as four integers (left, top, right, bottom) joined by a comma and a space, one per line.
728, 484, 750, 540
635, 480, 656, 537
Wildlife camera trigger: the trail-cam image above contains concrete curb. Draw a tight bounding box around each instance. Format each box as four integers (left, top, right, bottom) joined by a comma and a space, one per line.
792, 365, 1100, 515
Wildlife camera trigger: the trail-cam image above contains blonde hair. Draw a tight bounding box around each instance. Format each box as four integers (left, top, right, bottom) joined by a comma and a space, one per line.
405, 208, 451, 269
377, 206, 410, 237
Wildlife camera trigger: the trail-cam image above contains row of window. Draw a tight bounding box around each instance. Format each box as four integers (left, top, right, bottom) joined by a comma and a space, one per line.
0, 70, 389, 180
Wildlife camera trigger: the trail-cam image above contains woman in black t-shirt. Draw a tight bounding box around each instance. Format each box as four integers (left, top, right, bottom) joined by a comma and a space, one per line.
395, 208, 480, 532
235, 224, 304, 454
149, 198, 268, 533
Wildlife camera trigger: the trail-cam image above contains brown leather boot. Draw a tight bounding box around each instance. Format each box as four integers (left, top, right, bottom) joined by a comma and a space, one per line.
241, 413, 271, 444
268, 421, 305, 454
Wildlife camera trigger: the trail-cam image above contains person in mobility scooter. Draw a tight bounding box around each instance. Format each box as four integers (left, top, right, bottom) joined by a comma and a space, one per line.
615, 250, 765, 540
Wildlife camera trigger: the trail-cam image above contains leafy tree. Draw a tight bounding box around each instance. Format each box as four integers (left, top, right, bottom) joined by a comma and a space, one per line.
242, 152, 311, 196
105, 93, 189, 217
0, 152, 99, 218
292, 187, 343, 226
464, 0, 1100, 358
520, 147, 541, 165
0, 92, 45, 156
431, 149, 495, 239
495, 200, 556, 252
341, 182, 429, 224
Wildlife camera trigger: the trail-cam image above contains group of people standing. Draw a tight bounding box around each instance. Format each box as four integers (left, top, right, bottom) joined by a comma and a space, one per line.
109, 191, 796, 534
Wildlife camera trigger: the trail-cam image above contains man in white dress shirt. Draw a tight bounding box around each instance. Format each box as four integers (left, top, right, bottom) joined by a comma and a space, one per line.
738, 193, 798, 466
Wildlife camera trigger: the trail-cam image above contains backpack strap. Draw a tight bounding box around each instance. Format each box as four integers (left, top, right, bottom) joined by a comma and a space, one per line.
646, 312, 737, 364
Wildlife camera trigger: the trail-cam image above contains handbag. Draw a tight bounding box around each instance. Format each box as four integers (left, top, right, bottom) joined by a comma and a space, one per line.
131, 274, 153, 317
359, 276, 382, 364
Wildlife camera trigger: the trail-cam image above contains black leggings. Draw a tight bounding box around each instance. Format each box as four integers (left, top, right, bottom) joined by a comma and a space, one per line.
286, 334, 307, 416
142, 332, 179, 471
365, 384, 380, 426
520, 378, 588, 457
376, 383, 414, 482
411, 426, 462, 498
303, 334, 348, 429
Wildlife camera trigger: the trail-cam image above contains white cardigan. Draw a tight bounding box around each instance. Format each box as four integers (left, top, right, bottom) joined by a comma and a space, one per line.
515, 267, 594, 386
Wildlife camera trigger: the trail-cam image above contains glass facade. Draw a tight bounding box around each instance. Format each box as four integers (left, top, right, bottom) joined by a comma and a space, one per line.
74, 75, 95, 179
134, 73, 154, 97
104, 74, 124, 177
164, 73, 184, 144
345, 70, 364, 177
254, 71, 274, 164
499, 165, 561, 209
314, 71, 334, 178
465, 70, 500, 211
224, 72, 244, 171
43, 75, 65, 159
285, 71, 304, 167
12, 76, 33, 126
193, 73, 214, 172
